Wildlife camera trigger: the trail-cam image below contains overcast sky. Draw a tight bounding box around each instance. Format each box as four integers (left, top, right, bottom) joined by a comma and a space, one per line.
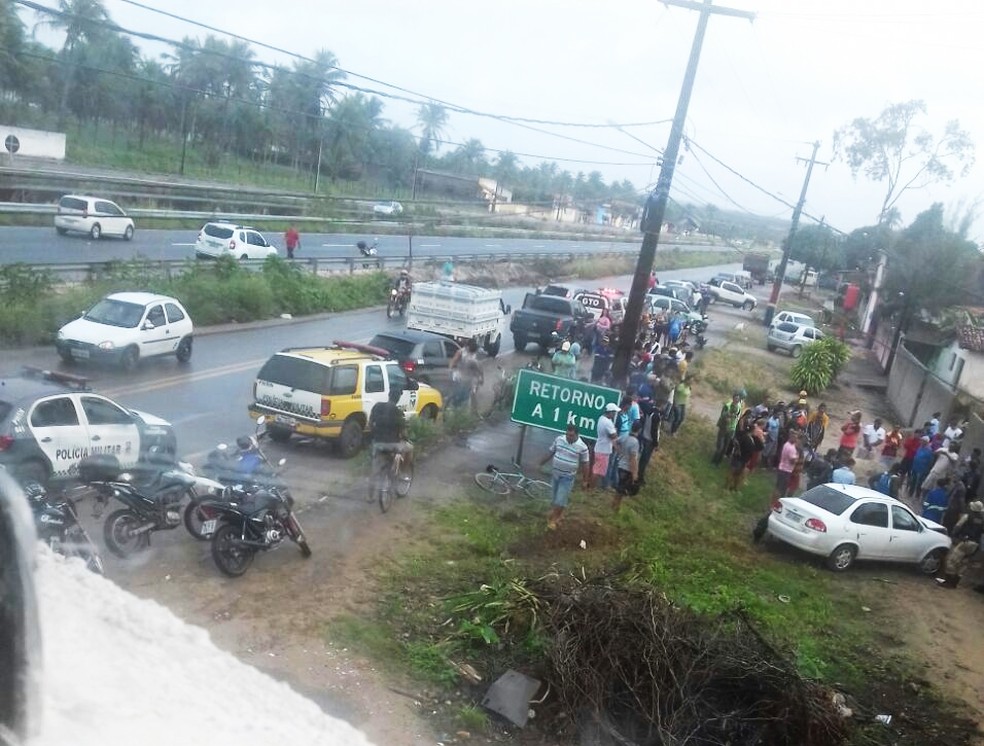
79, 1, 984, 239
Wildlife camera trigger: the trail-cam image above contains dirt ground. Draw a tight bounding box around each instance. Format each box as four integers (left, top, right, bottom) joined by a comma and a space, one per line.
102, 284, 984, 745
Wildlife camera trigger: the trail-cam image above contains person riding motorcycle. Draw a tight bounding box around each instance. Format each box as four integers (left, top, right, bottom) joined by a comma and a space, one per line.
393, 269, 412, 299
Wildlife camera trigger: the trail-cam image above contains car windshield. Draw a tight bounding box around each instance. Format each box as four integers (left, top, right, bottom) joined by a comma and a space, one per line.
368, 335, 415, 357
799, 485, 856, 516
84, 299, 145, 328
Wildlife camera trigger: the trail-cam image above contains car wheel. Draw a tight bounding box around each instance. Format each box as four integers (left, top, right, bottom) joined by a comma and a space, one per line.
124, 225, 134, 241
89, 223, 102, 240
790, 345, 802, 359
766, 344, 776, 352
338, 417, 364, 459
267, 426, 292, 443
826, 544, 857, 572
120, 346, 139, 372
56, 227, 68, 236
239, 253, 249, 261
513, 335, 528, 352
742, 301, 755, 311
918, 548, 947, 575
175, 337, 192, 363
420, 404, 439, 420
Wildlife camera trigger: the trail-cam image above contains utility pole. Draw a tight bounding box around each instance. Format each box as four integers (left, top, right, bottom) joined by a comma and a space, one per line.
612, 0, 754, 382
762, 140, 826, 326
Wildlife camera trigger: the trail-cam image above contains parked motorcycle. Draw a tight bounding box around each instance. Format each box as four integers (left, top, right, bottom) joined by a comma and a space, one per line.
184, 416, 291, 540
79, 455, 223, 558
23, 482, 104, 574
197, 488, 311, 577
357, 238, 379, 257
687, 315, 709, 350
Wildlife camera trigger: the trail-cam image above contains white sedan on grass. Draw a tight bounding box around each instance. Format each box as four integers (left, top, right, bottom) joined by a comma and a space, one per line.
766, 483, 950, 573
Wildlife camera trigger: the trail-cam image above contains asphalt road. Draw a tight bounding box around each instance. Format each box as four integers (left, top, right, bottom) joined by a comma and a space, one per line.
2, 260, 746, 460
0, 226, 727, 264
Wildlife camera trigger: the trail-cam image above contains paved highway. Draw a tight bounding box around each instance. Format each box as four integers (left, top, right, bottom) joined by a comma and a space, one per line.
2, 261, 745, 459
0, 226, 728, 264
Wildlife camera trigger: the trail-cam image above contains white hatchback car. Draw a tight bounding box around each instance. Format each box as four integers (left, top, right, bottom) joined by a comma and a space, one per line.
56, 292, 194, 371
770, 311, 815, 330
766, 483, 950, 573
194, 222, 278, 261
54, 195, 135, 240
373, 201, 404, 216
767, 322, 824, 358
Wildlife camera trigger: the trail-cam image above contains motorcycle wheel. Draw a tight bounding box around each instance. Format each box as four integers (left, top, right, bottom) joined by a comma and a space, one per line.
386, 299, 397, 319
184, 498, 220, 541
211, 523, 255, 578
285, 515, 312, 558
103, 509, 150, 559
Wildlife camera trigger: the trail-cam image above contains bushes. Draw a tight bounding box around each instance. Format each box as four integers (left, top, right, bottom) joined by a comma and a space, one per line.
790, 337, 851, 394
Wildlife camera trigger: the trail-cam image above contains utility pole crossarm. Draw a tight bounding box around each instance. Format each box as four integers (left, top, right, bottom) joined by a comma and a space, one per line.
660, 0, 756, 21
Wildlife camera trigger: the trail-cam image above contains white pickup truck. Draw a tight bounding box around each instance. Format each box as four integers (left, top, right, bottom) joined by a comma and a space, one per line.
406, 281, 510, 356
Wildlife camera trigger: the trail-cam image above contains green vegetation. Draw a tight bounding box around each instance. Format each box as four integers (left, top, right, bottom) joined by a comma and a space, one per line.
0, 257, 389, 347
791, 336, 852, 394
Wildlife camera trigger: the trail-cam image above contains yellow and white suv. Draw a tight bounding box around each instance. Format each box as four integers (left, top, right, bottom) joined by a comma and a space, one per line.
248, 341, 442, 457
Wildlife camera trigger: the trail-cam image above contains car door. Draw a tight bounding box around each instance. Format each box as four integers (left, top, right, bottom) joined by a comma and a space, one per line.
245, 230, 271, 259
419, 339, 451, 392
884, 504, 931, 562
27, 396, 89, 479
164, 301, 193, 338
139, 303, 177, 358
386, 364, 419, 417
720, 282, 741, 304
847, 501, 891, 559
94, 200, 126, 236
362, 363, 389, 420
79, 395, 140, 468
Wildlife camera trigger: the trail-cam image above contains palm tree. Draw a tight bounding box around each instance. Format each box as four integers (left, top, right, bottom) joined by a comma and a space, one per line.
34, 0, 111, 123
416, 102, 448, 158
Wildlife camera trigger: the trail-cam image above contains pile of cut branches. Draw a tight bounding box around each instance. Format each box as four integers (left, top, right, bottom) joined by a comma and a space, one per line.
541, 583, 848, 745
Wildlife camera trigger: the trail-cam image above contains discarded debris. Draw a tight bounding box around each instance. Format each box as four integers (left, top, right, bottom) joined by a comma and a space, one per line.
481, 669, 542, 727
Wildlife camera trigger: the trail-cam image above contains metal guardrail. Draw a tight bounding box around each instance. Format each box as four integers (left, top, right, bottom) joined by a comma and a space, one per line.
23, 249, 640, 282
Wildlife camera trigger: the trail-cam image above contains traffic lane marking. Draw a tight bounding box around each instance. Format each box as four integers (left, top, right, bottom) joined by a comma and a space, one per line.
171, 243, 195, 246
100, 357, 268, 398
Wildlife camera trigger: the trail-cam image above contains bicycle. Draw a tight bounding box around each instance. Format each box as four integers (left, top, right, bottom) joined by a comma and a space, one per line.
371, 445, 414, 513
474, 463, 551, 500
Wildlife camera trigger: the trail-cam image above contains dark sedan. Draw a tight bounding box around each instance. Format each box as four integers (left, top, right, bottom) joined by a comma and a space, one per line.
368, 330, 462, 396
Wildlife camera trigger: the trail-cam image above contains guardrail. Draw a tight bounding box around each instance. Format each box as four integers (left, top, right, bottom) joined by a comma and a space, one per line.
23, 249, 641, 282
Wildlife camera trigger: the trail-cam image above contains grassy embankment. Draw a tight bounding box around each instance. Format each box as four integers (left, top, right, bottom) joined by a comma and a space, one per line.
329, 347, 974, 744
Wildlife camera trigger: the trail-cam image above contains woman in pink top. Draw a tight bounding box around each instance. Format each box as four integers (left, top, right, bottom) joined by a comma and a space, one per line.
771, 431, 800, 499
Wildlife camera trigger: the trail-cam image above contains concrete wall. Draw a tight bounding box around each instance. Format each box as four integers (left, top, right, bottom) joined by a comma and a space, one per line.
888, 344, 958, 428
0, 126, 66, 159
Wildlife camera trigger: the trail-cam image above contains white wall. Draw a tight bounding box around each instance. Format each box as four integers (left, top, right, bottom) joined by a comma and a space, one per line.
0, 126, 66, 159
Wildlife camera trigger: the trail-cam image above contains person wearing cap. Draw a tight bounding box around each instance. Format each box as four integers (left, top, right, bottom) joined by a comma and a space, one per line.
937, 500, 984, 589
592, 403, 620, 491
540, 424, 590, 530
551, 340, 577, 379
837, 411, 863, 459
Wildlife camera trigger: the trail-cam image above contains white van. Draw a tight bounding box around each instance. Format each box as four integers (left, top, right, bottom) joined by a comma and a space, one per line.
54, 195, 135, 240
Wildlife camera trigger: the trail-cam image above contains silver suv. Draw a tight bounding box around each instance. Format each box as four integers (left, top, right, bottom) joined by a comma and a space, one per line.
194, 222, 278, 261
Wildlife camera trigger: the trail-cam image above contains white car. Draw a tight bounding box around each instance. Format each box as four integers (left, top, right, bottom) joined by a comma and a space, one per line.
56, 292, 194, 371
662, 280, 700, 306
373, 201, 404, 216
646, 295, 702, 323
194, 222, 278, 261
767, 322, 824, 358
766, 483, 950, 573
770, 311, 815, 330
54, 195, 134, 240
707, 279, 757, 310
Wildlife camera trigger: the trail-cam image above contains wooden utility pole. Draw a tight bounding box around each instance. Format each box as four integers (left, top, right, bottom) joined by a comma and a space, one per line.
612, 0, 755, 382
763, 141, 827, 326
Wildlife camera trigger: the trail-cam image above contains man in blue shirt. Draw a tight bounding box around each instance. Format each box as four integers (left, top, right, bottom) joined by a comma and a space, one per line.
831, 458, 856, 485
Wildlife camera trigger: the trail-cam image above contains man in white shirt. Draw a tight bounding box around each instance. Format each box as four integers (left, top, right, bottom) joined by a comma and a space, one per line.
942, 417, 965, 449
861, 418, 886, 459
591, 403, 619, 490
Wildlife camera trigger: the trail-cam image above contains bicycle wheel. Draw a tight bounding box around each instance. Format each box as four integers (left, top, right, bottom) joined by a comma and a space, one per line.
378, 468, 394, 514
395, 460, 414, 498
522, 479, 552, 500
474, 471, 510, 495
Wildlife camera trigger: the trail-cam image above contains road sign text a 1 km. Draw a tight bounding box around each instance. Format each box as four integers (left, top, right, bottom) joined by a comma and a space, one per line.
510, 369, 621, 438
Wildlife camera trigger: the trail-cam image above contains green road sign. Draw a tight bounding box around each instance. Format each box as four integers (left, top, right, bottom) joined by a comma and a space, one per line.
510, 369, 622, 438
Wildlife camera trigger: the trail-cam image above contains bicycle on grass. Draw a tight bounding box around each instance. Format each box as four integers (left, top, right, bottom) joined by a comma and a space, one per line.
371, 445, 414, 513
474, 463, 551, 500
